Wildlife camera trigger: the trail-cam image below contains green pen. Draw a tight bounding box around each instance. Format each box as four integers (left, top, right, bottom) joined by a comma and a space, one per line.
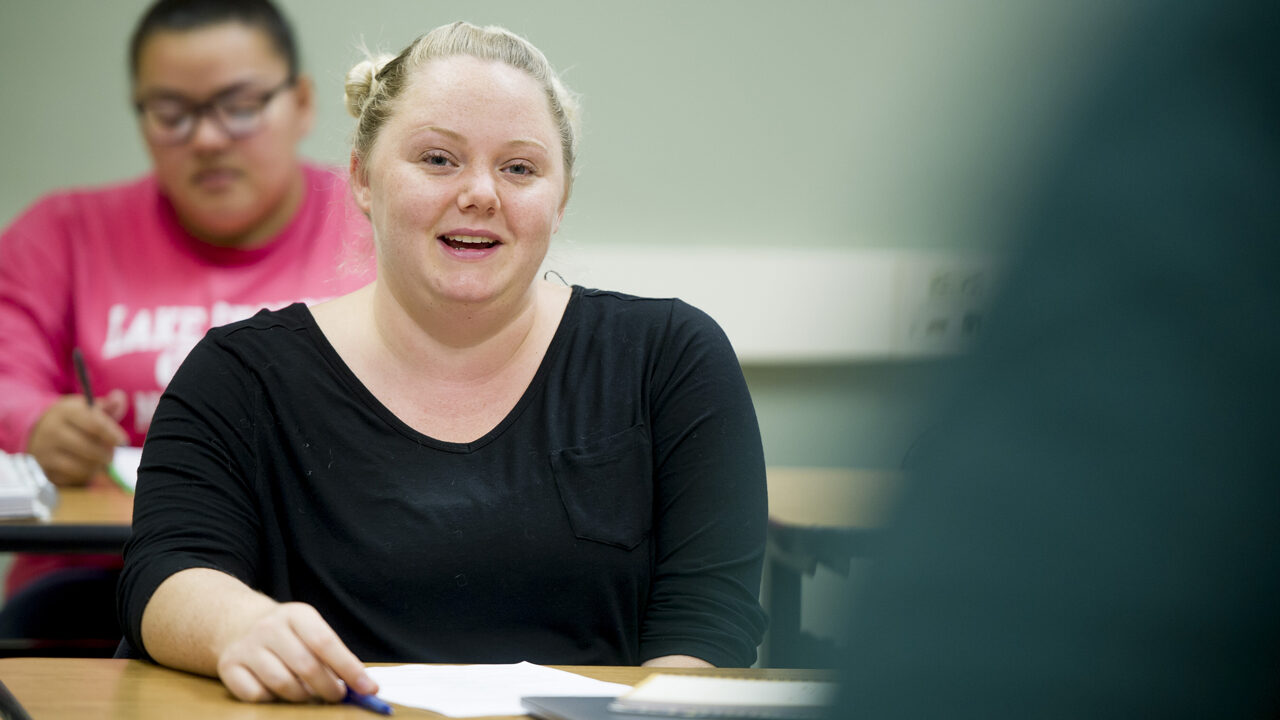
73, 348, 130, 492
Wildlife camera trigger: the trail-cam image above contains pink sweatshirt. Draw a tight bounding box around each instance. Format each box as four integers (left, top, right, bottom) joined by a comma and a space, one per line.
0, 164, 373, 594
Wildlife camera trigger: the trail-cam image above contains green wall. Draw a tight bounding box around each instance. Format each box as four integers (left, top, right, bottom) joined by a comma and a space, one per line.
0, 0, 1137, 654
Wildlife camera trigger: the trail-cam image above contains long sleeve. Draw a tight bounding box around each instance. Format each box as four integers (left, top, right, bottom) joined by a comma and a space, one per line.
640, 301, 769, 667
0, 196, 78, 452
117, 332, 266, 659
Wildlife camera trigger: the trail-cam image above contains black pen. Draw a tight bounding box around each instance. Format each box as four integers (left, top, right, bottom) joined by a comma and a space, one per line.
72, 347, 129, 491
72, 348, 94, 407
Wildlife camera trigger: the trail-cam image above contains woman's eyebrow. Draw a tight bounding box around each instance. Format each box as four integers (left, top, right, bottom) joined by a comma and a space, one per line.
507, 138, 549, 153
411, 126, 549, 153
413, 125, 465, 141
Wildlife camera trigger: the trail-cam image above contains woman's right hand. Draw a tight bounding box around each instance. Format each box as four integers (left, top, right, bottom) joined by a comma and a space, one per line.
27, 391, 128, 485
140, 570, 379, 705
216, 602, 379, 704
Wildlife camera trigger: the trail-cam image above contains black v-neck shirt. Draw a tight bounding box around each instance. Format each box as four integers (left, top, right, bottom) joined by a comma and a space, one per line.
119, 286, 768, 666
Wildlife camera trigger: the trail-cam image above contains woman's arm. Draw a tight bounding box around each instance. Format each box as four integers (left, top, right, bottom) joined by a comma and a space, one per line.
0, 198, 71, 455
643, 655, 715, 668
0, 196, 129, 483
143, 567, 378, 703
640, 301, 770, 667
120, 331, 374, 703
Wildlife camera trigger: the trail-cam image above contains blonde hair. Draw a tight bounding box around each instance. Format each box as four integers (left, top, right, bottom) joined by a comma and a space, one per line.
344, 22, 580, 195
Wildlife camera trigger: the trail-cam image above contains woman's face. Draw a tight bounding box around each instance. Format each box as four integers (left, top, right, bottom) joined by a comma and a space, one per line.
352, 55, 567, 310
134, 23, 313, 247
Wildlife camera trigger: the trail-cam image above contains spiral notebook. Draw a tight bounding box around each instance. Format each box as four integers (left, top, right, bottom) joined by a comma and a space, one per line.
524, 674, 837, 720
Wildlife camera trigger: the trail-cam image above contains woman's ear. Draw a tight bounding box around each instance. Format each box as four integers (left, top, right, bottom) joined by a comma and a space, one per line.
350, 151, 372, 216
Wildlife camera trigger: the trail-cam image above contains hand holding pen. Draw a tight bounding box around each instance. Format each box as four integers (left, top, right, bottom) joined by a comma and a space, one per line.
345, 686, 394, 715
210, 598, 390, 713
23, 348, 129, 486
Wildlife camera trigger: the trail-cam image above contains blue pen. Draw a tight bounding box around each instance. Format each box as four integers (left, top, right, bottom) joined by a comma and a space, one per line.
344, 686, 394, 715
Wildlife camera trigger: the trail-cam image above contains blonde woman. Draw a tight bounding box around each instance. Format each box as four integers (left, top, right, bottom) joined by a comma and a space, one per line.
120, 21, 767, 704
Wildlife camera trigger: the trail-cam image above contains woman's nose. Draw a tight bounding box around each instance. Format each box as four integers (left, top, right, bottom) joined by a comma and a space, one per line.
456, 168, 499, 215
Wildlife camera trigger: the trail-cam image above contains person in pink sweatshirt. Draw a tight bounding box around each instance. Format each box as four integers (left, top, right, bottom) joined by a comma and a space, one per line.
0, 0, 371, 634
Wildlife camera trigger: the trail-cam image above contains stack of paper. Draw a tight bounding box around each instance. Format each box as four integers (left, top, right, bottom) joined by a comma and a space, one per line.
0, 451, 58, 520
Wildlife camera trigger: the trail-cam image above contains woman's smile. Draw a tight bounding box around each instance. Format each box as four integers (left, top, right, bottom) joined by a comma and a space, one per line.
438, 233, 502, 259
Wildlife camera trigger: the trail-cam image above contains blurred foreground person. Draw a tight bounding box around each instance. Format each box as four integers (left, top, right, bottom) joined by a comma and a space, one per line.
837, 1, 1279, 717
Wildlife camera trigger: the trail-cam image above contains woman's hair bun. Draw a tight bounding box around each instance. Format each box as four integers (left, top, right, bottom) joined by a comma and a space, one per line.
344, 53, 395, 118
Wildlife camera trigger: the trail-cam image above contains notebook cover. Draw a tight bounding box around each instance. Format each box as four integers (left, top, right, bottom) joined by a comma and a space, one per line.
521, 696, 621, 720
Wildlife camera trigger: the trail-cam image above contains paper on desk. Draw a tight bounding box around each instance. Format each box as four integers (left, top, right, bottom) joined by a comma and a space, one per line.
112, 446, 143, 491
366, 661, 631, 717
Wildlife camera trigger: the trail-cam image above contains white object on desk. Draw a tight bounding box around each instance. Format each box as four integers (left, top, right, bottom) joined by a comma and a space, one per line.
112, 446, 144, 492
0, 450, 58, 520
610, 674, 838, 719
365, 661, 631, 717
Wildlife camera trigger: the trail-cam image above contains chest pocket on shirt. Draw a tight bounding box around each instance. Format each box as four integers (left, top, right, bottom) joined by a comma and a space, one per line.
550, 424, 653, 551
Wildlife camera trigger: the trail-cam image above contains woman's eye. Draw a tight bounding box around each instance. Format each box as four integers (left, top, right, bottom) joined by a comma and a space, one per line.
504, 162, 534, 176
421, 151, 454, 167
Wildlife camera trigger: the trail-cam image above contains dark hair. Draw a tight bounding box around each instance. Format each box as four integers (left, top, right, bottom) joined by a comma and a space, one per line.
128, 0, 299, 80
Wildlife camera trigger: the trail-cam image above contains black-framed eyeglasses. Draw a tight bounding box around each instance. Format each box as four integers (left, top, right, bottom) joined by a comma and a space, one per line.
134, 77, 296, 146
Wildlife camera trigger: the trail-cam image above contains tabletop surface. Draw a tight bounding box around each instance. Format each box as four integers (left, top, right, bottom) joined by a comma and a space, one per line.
765, 467, 899, 529
1, 484, 133, 527
0, 658, 827, 719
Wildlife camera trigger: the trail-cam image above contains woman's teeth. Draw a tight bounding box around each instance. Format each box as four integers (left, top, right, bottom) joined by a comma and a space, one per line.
441, 235, 497, 249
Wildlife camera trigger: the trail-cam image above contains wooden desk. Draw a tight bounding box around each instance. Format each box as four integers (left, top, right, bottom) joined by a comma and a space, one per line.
0, 658, 827, 719
0, 485, 133, 553
765, 467, 898, 668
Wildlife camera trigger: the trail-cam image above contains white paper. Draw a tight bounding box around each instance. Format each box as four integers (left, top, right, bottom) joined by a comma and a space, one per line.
365, 662, 631, 717
112, 446, 143, 491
